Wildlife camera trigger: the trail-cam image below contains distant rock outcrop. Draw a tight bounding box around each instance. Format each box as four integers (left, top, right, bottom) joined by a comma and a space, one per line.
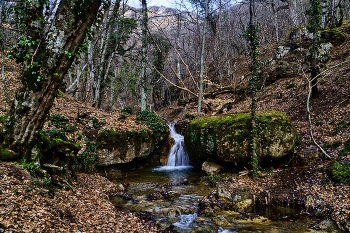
184, 111, 298, 165
265, 27, 345, 86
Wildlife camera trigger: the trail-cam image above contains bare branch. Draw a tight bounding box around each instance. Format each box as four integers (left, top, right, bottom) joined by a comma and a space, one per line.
152, 65, 198, 98
146, 26, 186, 88
306, 79, 331, 159
152, 21, 199, 91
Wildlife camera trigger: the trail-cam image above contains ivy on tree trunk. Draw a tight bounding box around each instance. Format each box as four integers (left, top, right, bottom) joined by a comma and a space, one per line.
0, 0, 101, 158
242, 0, 261, 176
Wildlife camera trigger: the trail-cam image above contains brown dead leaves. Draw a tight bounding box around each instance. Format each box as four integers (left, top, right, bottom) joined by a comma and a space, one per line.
0, 162, 158, 232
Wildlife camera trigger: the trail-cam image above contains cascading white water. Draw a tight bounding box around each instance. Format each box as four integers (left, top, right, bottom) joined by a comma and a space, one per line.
166, 123, 190, 167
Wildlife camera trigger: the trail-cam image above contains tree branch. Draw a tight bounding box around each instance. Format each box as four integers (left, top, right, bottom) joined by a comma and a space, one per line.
152, 65, 198, 98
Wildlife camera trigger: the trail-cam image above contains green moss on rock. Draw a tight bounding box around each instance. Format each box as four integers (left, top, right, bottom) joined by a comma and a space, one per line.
184, 111, 298, 164
321, 29, 346, 46
0, 147, 17, 161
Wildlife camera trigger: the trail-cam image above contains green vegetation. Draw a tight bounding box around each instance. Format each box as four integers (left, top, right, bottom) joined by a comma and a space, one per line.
286, 83, 296, 89
241, 15, 263, 176
56, 90, 63, 98
0, 147, 17, 160
334, 121, 350, 132
74, 138, 97, 173
203, 173, 236, 187
121, 106, 133, 115
14, 159, 57, 196
136, 110, 168, 142
338, 139, 350, 158
329, 160, 350, 185
88, 116, 106, 128
119, 106, 133, 120
50, 114, 77, 133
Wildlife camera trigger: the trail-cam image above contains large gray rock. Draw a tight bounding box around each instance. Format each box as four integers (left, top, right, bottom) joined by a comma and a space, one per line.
287, 26, 314, 49
201, 161, 224, 175
184, 111, 298, 165
96, 128, 169, 166
305, 42, 333, 64
274, 46, 290, 59
217, 183, 232, 201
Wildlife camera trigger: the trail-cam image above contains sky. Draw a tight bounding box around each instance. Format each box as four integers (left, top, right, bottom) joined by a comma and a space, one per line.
128, 0, 177, 9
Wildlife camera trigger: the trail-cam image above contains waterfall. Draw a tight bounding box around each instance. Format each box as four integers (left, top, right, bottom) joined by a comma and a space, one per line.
166, 123, 190, 167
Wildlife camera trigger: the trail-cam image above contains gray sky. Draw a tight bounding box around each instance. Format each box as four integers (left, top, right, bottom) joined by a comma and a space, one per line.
128, 0, 176, 8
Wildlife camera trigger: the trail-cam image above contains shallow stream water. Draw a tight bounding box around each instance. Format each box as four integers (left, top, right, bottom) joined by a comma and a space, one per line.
111, 125, 340, 232
111, 166, 340, 233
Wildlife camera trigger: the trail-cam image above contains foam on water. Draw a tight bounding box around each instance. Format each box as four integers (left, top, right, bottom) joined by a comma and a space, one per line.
153, 123, 191, 171
173, 213, 198, 229
166, 123, 190, 167
218, 227, 238, 233
153, 166, 192, 171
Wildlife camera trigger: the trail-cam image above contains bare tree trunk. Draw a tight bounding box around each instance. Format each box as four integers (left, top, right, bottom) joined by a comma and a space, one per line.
1, 45, 9, 105
197, 0, 208, 118
0, 0, 101, 157
88, 42, 96, 104
140, 0, 148, 111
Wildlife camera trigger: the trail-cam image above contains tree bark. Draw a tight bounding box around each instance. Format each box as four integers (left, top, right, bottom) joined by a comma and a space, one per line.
0, 0, 101, 157
197, 0, 208, 118
140, 0, 148, 111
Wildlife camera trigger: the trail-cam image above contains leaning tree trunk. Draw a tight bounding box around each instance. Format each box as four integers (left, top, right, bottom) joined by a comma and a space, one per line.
0, 0, 101, 158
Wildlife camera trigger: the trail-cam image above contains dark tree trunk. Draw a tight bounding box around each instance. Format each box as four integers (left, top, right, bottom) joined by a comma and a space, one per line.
0, 0, 101, 158
311, 67, 320, 98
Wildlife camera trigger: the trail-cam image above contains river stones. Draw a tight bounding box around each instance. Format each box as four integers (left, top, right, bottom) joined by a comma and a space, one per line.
217, 183, 232, 201
232, 187, 253, 210
201, 161, 224, 175
184, 111, 298, 165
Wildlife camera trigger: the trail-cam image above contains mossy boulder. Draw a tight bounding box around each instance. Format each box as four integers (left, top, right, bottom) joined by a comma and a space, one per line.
0, 147, 17, 161
40, 137, 81, 166
321, 29, 345, 47
96, 128, 169, 166
184, 111, 298, 164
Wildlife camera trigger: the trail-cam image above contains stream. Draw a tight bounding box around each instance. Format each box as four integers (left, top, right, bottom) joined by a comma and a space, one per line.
111, 124, 340, 232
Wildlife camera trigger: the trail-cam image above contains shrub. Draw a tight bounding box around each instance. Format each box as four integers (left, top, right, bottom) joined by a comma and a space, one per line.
121, 106, 133, 115
136, 110, 168, 142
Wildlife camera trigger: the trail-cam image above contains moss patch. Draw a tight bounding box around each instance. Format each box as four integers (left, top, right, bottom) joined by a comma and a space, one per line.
184, 111, 298, 165
329, 160, 350, 185
0, 147, 17, 161
321, 29, 346, 46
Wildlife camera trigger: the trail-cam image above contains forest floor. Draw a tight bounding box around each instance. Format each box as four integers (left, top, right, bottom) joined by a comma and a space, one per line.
1, 25, 350, 232
0, 162, 157, 232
